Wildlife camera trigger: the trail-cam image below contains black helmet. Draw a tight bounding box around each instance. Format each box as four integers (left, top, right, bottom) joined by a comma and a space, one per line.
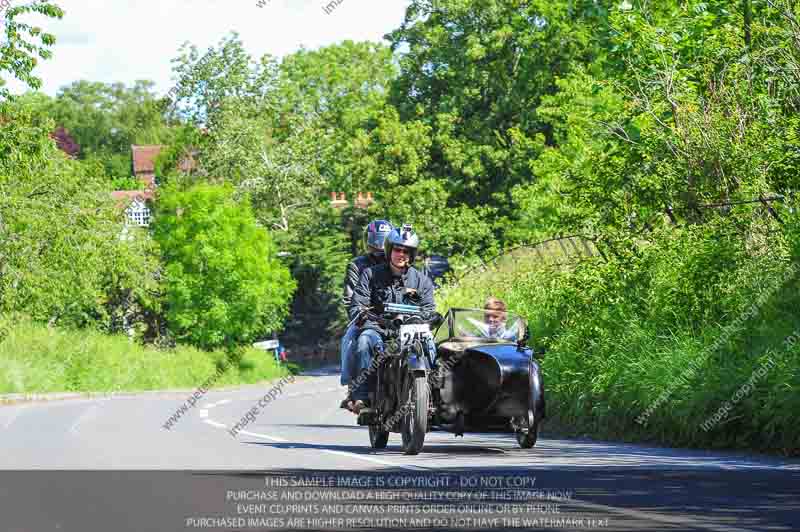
364, 220, 394, 253
384, 223, 420, 264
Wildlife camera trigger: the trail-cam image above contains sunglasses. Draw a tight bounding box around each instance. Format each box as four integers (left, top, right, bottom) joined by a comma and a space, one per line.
392, 246, 411, 255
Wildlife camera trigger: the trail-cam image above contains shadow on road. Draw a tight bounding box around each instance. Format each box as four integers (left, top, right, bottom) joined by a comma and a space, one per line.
240, 439, 508, 457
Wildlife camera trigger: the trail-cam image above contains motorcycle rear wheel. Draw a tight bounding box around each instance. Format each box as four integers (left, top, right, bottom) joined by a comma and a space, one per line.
401, 375, 429, 455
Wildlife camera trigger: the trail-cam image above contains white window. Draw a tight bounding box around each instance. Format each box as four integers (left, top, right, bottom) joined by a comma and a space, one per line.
126, 199, 151, 227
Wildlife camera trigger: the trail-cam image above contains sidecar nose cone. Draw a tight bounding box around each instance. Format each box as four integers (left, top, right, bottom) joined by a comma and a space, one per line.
455, 351, 501, 412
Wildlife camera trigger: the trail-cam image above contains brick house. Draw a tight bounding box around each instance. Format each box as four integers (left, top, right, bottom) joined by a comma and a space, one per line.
111, 145, 163, 227
113, 145, 374, 226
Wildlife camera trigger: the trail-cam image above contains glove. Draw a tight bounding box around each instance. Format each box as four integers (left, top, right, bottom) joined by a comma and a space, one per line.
354, 307, 369, 327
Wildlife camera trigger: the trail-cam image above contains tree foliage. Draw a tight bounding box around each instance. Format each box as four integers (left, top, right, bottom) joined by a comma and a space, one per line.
0, 99, 158, 331
152, 184, 295, 351
0, 1, 63, 99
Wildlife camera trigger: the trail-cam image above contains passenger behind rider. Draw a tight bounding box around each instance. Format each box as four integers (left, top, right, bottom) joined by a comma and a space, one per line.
339, 220, 394, 409
345, 224, 436, 414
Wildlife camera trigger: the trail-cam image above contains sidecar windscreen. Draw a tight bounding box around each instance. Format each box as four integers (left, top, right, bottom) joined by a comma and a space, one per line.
435, 308, 526, 344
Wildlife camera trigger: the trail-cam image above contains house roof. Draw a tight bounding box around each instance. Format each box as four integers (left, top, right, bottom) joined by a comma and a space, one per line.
131, 145, 163, 175
111, 190, 154, 209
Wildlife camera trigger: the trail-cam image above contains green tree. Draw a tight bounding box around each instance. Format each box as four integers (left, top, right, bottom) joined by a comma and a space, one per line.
387, 0, 614, 219
0, 1, 63, 99
0, 98, 158, 331
152, 183, 295, 351
47, 80, 173, 182
380, 178, 496, 260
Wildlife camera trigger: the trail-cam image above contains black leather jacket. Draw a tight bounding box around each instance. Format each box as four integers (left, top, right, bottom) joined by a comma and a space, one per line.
349, 263, 436, 332
342, 253, 384, 309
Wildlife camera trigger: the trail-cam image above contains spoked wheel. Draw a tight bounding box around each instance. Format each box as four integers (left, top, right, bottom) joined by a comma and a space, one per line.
516, 404, 540, 449
516, 422, 540, 449
369, 424, 389, 449
401, 375, 430, 455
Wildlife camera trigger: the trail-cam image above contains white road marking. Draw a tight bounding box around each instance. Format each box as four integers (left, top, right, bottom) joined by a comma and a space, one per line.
216, 399, 232, 406
321, 450, 430, 471
567, 497, 759, 532
2, 403, 28, 429
202, 407, 434, 472
69, 404, 99, 435
199, 409, 209, 419
202, 411, 429, 472
237, 429, 288, 443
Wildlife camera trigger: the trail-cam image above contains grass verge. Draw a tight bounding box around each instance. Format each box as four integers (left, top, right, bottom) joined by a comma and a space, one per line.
437, 220, 800, 457
0, 315, 292, 394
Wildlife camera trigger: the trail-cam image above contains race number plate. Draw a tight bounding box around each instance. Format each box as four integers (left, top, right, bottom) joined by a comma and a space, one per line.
399, 323, 432, 349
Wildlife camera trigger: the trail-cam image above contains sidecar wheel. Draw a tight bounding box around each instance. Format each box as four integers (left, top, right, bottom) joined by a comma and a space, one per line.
369, 425, 389, 449
516, 422, 540, 449
401, 375, 429, 455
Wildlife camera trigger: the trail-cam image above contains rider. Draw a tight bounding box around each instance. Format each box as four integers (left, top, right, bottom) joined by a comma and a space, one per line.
346, 224, 436, 414
340, 220, 394, 407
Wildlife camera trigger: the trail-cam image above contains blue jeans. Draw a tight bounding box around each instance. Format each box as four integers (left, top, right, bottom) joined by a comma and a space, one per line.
350, 329, 384, 402
340, 323, 359, 386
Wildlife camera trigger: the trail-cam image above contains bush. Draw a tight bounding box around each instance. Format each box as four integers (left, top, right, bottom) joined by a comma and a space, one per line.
438, 219, 800, 456
152, 183, 296, 351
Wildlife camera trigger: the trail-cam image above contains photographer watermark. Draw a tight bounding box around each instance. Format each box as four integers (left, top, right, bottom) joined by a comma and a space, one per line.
635, 262, 799, 426
380, 353, 460, 432
322, 0, 345, 15
228, 374, 295, 438
162, 356, 235, 430
700, 330, 797, 432
345, 344, 395, 400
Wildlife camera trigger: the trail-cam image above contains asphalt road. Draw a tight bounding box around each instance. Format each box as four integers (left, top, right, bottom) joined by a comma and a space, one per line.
1, 366, 798, 532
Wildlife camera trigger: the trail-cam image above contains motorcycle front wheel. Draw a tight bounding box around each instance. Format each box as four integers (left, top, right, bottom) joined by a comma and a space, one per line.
369, 424, 389, 449
401, 375, 429, 455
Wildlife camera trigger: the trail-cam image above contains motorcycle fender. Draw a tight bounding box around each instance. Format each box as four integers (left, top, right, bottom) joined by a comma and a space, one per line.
407, 351, 429, 377
529, 359, 545, 421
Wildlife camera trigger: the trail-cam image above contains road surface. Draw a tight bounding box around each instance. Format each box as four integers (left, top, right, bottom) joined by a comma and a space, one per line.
1, 367, 798, 532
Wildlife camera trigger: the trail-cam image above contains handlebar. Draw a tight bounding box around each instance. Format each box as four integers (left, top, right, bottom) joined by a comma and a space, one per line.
354, 305, 442, 331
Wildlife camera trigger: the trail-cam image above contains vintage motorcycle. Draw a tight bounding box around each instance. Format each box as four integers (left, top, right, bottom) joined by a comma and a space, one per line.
353, 304, 545, 454
354, 302, 441, 455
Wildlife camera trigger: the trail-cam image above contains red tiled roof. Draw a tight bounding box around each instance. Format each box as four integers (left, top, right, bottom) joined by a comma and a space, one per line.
110, 190, 154, 209
132, 145, 163, 174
